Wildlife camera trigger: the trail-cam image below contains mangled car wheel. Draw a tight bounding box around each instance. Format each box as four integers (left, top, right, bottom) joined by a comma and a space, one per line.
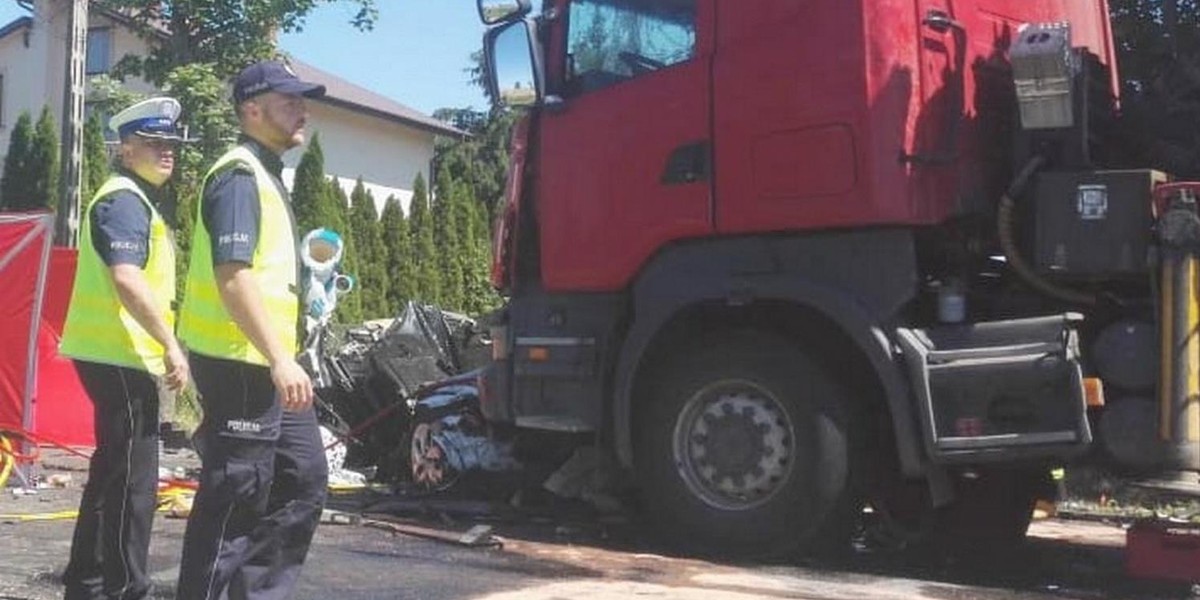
411, 420, 459, 491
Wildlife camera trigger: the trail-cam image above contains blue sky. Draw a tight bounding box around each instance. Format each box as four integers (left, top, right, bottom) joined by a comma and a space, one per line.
0, 2, 488, 116
279, 2, 488, 114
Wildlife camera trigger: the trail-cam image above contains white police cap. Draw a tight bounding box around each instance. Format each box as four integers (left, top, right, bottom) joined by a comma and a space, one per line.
109, 97, 184, 141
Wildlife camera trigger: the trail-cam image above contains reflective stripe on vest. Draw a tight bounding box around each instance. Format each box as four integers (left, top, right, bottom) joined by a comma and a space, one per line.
177, 145, 299, 366
59, 176, 176, 374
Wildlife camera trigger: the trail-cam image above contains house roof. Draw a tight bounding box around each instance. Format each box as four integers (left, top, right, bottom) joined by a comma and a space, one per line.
0, 15, 30, 41
289, 60, 466, 139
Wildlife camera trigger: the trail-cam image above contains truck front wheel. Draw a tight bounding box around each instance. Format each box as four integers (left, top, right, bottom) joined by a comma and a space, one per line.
635, 330, 859, 557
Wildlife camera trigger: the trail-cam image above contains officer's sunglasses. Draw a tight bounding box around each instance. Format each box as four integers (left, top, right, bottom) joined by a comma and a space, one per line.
136, 137, 179, 152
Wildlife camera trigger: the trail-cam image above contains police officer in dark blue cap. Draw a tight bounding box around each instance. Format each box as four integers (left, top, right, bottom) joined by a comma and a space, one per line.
175, 60, 328, 600
60, 96, 189, 600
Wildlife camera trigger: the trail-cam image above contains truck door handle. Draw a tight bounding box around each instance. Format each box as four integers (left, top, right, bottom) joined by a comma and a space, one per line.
661, 141, 710, 185
923, 9, 963, 34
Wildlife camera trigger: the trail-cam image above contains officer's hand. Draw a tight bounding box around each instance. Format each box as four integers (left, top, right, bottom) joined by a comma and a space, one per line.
164, 342, 190, 393
271, 358, 313, 412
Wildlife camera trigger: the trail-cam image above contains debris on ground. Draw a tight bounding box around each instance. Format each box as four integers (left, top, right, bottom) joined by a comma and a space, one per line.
360, 514, 502, 549
123, 301, 636, 546
320, 425, 368, 487
542, 447, 626, 514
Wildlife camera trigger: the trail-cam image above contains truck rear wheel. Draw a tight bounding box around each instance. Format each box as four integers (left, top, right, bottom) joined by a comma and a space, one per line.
635, 330, 859, 557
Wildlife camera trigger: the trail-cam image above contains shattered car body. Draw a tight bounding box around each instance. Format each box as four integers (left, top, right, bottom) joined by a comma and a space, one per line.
313, 301, 509, 485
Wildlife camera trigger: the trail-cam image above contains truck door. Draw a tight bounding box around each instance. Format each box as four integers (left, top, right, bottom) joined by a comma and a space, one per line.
536, 0, 713, 292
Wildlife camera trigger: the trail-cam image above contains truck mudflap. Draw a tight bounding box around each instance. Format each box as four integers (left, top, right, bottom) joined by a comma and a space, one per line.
896, 313, 1092, 463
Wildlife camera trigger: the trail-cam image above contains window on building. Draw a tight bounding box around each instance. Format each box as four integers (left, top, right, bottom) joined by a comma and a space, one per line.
565, 0, 696, 94
86, 28, 112, 75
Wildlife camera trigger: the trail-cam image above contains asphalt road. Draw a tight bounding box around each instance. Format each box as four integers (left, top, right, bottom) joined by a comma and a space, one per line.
1, 450, 1196, 600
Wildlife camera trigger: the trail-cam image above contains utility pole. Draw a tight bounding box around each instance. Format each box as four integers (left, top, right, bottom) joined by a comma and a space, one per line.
55, 0, 87, 247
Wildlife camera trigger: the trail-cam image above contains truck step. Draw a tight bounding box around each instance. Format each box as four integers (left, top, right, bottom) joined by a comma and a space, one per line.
896, 314, 1092, 463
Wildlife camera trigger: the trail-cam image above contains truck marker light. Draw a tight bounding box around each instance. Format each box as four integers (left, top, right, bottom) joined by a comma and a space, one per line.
528, 347, 549, 361
1084, 377, 1105, 408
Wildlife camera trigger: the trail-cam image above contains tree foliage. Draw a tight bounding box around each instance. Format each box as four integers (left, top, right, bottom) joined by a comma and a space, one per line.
432, 109, 516, 221
433, 168, 466, 310
1107, 1, 1200, 177
1109, 0, 1200, 88
292, 134, 346, 235
347, 177, 389, 319
29, 107, 61, 212
98, 0, 378, 85
427, 107, 512, 315
407, 173, 441, 305
379, 194, 414, 310
86, 75, 145, 120
2, 108, 61, 212
80, 114, 109, 204
81, 114, 110, 205
0, 111, 34, 212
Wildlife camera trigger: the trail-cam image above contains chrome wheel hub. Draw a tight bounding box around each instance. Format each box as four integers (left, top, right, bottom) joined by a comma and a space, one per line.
673, 383, 794, 510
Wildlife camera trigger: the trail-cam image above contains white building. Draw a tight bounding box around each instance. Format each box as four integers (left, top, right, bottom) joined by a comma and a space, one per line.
0, 0, 463, 213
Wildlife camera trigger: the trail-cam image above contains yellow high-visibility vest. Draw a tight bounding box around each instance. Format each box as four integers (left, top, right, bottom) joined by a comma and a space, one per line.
177, 145, 299, 366
60, 176, 175, 374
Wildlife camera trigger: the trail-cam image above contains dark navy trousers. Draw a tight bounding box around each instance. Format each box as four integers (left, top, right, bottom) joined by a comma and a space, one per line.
177, 353, 327, 600
64, 361, 160, 600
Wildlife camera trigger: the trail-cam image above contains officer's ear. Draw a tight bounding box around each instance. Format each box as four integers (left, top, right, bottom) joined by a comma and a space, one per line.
236, 99, 259, 123
117, 135, 136, 162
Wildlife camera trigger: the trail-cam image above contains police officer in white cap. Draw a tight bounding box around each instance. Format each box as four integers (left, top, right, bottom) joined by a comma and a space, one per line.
60, 96, 189, 600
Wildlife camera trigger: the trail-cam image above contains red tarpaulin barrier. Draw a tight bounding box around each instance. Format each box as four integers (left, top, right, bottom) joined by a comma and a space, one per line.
0, 212, 54, 437
0, 213, 93, 449
35, 247, 92, 447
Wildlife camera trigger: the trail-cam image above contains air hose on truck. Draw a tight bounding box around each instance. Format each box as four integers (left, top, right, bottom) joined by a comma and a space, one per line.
997, 155, 1100, 306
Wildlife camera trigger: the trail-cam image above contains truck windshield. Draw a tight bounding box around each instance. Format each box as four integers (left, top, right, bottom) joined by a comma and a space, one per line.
565, 0, 695, 94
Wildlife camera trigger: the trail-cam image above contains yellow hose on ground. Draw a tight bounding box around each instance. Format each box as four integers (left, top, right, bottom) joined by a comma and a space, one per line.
0, 510, 79, 522
0, 454, 369, 522
0, 483, 199, 522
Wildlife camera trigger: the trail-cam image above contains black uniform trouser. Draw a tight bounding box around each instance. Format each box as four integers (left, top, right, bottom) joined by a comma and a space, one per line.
177, 353, 328, 600
64, 361, 160, 600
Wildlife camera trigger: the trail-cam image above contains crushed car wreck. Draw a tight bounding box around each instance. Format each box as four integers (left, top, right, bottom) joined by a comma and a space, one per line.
312, 302, 528, 490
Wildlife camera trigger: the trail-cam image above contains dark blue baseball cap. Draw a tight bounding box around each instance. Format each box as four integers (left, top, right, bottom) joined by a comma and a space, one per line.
233, 60, 326, 104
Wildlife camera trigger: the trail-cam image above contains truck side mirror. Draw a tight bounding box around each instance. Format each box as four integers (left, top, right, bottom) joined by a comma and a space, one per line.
477, 0, 531, 25
485, 20, 542, 108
